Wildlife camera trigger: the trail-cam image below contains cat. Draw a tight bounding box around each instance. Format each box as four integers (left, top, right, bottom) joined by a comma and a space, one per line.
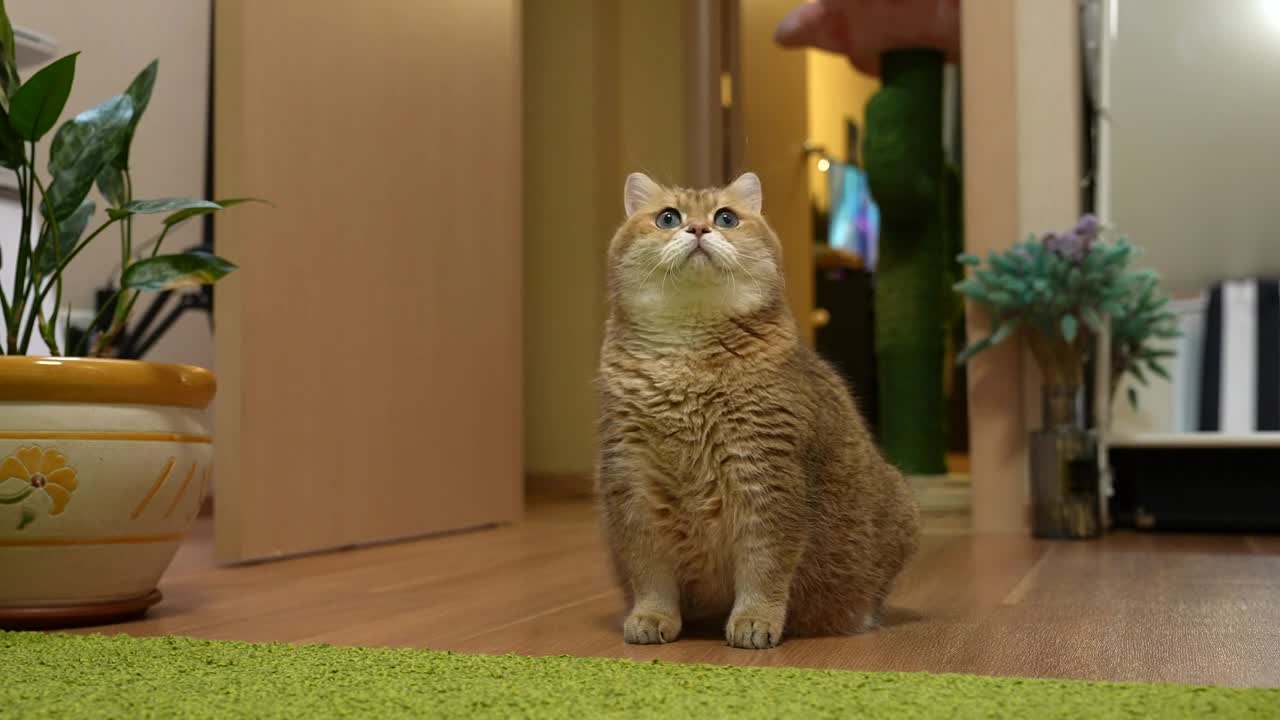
595, 172, 919, 649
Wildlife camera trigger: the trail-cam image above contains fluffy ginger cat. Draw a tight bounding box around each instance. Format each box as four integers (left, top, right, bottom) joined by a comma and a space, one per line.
595, 172, 919, 649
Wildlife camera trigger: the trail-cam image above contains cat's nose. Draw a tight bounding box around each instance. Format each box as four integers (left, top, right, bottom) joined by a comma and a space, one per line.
688, 224, 710, 239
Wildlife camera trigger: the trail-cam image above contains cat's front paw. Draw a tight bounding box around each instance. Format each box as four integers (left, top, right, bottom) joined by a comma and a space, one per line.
726, 609, 784, 649
623, 608, 682, 645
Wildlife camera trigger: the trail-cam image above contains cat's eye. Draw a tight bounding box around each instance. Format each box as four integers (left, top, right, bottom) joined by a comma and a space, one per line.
655, 208, 682, 229
714, 208, 739, 229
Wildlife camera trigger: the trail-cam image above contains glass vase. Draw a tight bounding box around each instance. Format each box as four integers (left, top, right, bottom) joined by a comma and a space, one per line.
1029, 384, 1101, 539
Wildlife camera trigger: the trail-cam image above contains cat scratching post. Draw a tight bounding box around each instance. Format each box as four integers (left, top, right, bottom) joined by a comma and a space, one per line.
773, 0, 960, 477
864, 49, 948, 475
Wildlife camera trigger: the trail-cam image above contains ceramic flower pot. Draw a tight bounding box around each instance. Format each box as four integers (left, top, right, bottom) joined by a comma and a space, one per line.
0, 357, 215, 628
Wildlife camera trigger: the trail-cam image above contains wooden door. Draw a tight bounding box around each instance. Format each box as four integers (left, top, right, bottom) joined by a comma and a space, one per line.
212, 1, 522, 562
735, 0, 815, 344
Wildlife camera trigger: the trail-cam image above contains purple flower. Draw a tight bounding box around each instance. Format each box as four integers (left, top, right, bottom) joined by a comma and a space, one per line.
1044, 232, 1087, 262
1074, 214, 1100, 241
1043, 214, 1102, 263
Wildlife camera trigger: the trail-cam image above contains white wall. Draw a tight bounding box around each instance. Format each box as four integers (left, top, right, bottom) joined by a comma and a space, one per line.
7, 0, 212, 367
1108, 0, 1280, 298
963, 0, 1083, 533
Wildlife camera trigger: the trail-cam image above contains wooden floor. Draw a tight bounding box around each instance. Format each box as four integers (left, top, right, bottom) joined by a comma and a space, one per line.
81, 496, 1280, 688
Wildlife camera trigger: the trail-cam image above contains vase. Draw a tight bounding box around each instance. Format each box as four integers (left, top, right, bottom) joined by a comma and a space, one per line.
0, 357, 215, 628
1029, 384, 1101, 539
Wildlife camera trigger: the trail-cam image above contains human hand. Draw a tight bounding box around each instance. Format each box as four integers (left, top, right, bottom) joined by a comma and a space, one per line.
774, 0, 961, 76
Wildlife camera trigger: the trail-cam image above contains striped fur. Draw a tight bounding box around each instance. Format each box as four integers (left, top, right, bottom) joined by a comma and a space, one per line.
596, 173, 919, 649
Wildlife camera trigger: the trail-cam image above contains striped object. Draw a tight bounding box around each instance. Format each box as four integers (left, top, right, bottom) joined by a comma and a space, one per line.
1199, 278, 1280, 432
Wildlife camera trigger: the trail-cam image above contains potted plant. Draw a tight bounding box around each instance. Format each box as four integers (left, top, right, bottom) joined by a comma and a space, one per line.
0, 1, 258, 628
955, 214, 1134, 539
1108, 269, 1180, 409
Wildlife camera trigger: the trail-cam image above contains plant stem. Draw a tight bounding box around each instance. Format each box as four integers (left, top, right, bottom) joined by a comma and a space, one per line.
100, 222, 175, 355
77, 288, 121, 357
18, 217, 120, 354
8, 166, 29, 353
101, 169, 136, 356
62, 302, 73, 355
20, 144, 36, 305
0, 172, 12, 327
150, 222, 171, 258
36, 307, 60, 356
0, 265, 10, 341
123, 170, 133, 254
31, 171, 64, 356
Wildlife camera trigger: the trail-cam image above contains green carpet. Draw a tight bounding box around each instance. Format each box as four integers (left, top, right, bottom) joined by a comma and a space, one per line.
2, 632, 1277, 718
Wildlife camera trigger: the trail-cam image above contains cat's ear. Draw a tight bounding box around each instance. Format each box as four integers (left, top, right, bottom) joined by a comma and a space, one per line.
726, 172, 763, 214
624, 173, 662, 217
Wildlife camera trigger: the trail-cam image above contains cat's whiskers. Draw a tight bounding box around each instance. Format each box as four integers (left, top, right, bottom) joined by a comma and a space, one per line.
639, 254, 667, 289
658, 239, 697, 296
721, 263, 738, 305
728, 252, 764, 299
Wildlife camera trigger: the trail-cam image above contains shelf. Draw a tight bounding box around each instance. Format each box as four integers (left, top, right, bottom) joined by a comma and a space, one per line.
15, 26, 57, 69
1108, 432, 1280, 449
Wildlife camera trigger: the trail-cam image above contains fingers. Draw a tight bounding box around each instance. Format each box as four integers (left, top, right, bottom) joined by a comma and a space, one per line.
774, 2, 850, 56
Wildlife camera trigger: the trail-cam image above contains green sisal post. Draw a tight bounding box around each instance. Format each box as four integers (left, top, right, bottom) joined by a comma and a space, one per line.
863, 49, 948, 476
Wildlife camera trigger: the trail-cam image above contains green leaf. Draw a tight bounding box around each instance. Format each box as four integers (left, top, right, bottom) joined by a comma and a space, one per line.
997, 276, 1028, 293
990, 253, 1028, 276
1147, 360, 1171, 381
162, 197, 270, 227
95, 165, 126, 207
1101, 300, 1125, 317
1080, 307, 1103, 332
9, 52, 78, 141
956, 253, 980, 266
1060, 313, 1078, 343
0, 105, 24, 168
109, 197, 221, 220
1127, 386, 1139, 410
38, 313, 57, 353
1130, 363, 1149, 386
121, 251, 237, 291
989, 318, 1021, 347
113, 59, 157, 170
1067, 267, 1083, 291
956, 336, 994, 365
46, 94, 134, 220
35, 199, 93, 273
954, 278, 988, 301
0, 486, 34, 504
17, 504, 35, 530
0, 0, 20, 110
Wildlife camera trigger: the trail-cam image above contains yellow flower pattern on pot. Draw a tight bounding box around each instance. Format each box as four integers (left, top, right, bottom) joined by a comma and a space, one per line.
0, 447, 78, 529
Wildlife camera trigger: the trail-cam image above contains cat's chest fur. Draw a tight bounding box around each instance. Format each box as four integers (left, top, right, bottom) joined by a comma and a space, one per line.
618, 353, 764, 482
604, 347, 796, 612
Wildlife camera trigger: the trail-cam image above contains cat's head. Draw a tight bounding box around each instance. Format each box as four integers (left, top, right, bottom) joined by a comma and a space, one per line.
607, 172, 783, 319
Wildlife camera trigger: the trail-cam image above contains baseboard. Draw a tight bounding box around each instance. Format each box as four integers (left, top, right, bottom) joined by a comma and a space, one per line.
909, 473, 972, 513
526, 473, 972, 513
526, 474, 594, 500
